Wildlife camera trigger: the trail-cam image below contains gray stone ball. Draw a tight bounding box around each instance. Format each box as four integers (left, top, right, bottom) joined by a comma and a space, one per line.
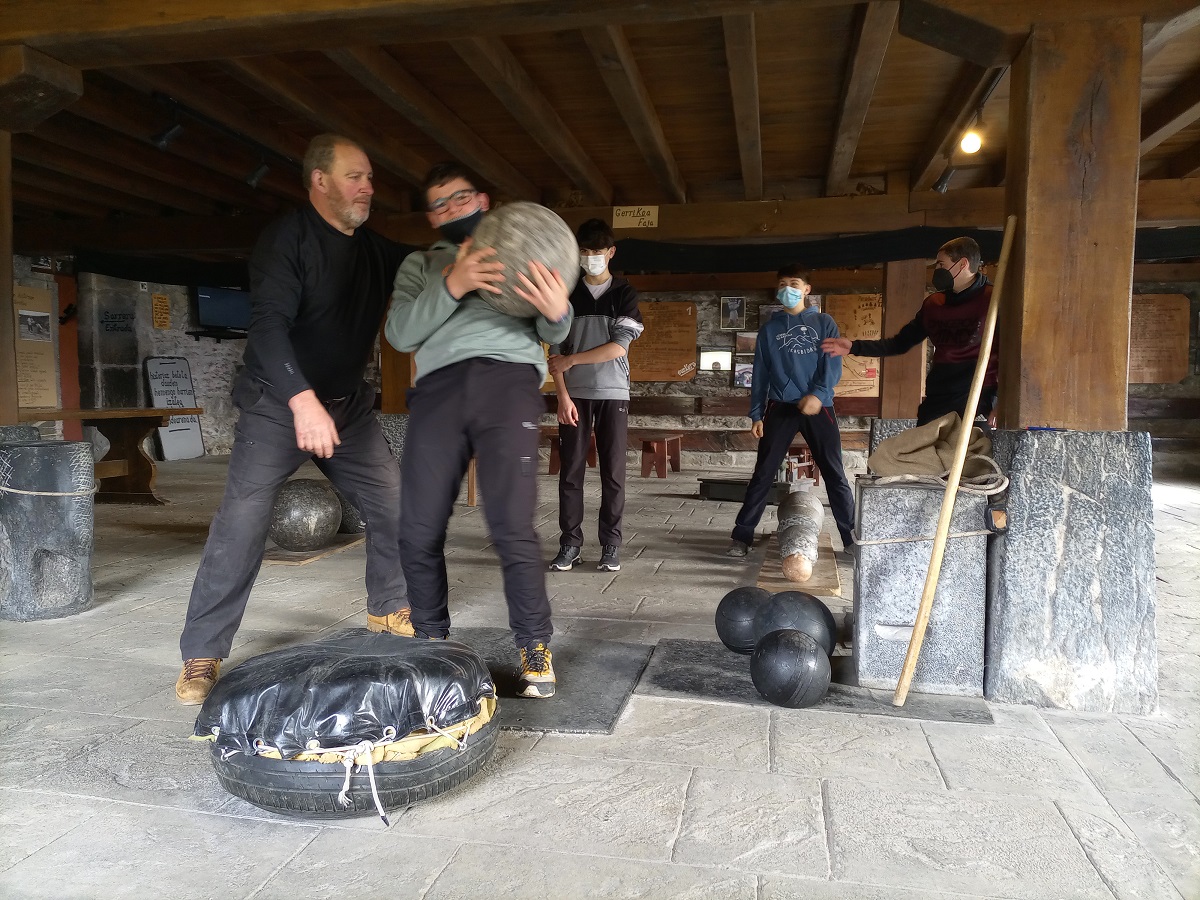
470, 202, 581, 318
270, 479, 341, 552
332, 486, 366, 534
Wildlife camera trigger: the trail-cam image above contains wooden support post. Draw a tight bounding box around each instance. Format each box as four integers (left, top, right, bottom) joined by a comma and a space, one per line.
879, 259, 926, 419
999, 17, 1142, 431
379, 339, 413, 414
0, 130, 16, 426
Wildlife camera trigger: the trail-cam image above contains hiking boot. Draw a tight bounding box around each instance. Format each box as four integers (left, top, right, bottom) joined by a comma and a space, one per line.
597, 544, 621, 572
517, 642, 556, 699
548, 544, 582, 571
367, 607, 415, 637
726, 539, 750, 558
176, 658, 220, 706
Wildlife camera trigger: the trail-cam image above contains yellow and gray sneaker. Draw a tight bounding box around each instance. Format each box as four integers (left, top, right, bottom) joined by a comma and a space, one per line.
517, 642, 556, 699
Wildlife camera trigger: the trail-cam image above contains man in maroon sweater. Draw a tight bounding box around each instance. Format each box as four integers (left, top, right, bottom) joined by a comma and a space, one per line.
821, 236, 997, 425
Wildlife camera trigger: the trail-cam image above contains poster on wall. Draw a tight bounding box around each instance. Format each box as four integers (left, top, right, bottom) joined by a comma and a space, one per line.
627, 301, 697, 381
823, 293, 883, 398
1129, 294, 1190, 384
145, 356, 205, 460
13, 284, 59, 408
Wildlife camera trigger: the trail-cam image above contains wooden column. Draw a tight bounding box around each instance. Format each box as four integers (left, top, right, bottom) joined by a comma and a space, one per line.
1, 131, 16, 425
880, 258, 926, 419
379, 339, 413, 414
999, 17, 1141, 430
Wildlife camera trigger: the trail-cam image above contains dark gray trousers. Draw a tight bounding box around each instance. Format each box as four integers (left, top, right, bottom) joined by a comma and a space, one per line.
558, 397, 628, 548
399, 358, 551, 647
179, 374, 406, 660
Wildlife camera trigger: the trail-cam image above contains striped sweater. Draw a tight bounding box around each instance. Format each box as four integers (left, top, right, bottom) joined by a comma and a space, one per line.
550, 276, 644, 400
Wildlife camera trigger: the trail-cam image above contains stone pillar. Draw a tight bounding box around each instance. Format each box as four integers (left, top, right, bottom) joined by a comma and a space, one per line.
999, 17, 1142, 430
987, 430, 1158, 713
1, 131, 15, 426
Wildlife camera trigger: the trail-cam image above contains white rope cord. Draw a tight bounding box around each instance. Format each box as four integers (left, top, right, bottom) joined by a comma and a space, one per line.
328, 740, 390, 826
856, 529, 993, 546
873, 454, 1009, 496
424, 716, 465, 750
0, 482, 99, 497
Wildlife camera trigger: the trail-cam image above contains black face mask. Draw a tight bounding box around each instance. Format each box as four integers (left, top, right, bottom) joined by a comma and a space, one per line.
438, 208, 483, 245
931, 266, 956, 293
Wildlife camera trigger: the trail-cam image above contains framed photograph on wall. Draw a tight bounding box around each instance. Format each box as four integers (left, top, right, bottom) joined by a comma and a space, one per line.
735, 331, 758, 354
699, 348, 733, 374
733, 360, 755, 389
720, 296, 746, 330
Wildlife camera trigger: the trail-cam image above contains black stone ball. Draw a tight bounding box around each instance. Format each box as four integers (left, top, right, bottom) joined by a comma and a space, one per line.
753, 590, 837, 656
269, 479, 341, 552
750, 629, 832, 709
715, 586, 772, 654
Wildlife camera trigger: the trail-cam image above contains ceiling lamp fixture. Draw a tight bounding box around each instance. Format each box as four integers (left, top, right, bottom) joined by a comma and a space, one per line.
959, 109, 983, 154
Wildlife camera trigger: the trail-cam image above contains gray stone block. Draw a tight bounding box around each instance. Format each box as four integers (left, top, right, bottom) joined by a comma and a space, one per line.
0, 426, 40, 442
868, 418, 918, 457
853, 478, 988, 696
376, 412, 408, 462
987, 430, 1159, 714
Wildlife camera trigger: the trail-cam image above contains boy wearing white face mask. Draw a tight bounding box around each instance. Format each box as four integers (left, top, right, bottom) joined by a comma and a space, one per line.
727, 265, 856, 558
547, 219, 645, 573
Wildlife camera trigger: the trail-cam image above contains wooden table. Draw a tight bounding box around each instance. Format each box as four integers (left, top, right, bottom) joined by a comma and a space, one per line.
18, 407, 203, 505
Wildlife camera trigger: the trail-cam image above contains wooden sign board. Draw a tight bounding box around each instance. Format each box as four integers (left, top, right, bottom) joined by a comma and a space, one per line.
628, 301, 697, 382
824, 293, 883, 398
144, 356, 205, 460
1129, 294, 1191, 384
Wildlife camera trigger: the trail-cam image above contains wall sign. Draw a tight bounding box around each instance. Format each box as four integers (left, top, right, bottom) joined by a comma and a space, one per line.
613, 206, 659, 229
145, 356, 205, 460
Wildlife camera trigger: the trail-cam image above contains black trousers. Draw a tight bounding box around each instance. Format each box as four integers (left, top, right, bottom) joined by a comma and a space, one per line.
558, 397, 628, 548
918, 363, 998, 426
400, 358, 551, 647
180, 374, 406, 660
732, 401, 856, 549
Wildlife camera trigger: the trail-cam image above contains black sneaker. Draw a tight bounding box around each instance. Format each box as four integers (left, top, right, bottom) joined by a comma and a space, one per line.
548, 544, 582, 571
726, 540, 750, 558
597, 545, 621, 571
517, 642, 555, 698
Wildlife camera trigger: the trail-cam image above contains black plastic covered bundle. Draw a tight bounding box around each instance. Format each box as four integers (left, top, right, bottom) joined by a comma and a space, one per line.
194, 629, 496, 758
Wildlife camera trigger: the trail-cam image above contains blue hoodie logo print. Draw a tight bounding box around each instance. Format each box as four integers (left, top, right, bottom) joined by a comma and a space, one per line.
776, 323, 819, 355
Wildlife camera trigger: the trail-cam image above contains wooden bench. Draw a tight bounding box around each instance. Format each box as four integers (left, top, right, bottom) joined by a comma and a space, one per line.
18, 407, 204, 505
641, 434, 682, 478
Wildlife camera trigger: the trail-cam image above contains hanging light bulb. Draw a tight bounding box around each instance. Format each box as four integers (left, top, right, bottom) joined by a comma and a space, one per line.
960, 130, 982, 154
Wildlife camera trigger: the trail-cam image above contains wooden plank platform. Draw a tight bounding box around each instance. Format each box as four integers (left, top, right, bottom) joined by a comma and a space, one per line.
756, 531, 841, 598
263, 533, 365, 566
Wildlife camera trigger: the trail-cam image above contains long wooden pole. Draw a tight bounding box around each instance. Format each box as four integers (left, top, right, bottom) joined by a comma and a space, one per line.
892, 213, 1016, 706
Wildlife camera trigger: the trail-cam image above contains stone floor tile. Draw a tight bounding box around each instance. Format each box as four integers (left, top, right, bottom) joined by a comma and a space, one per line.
423, 843, 757, 900
555, 616, 653, 643
1158, 651, 1200, 694
824, 780, 1110, 900
1056, 800, 1184, 900
771, 711, 943, 787
253, 829, 459, 898
643, 622, 723, 644
672, 769, 826, 877
762, 877, 1017, 899
632, 591, 723, 625
535, 695, 769, 771
0, 790, 103, 872
922, 717, 1106, 804
546, 589, 640, 619
394, 751, 691, 861
1121, 712, 1200, 802
1043, 712, 1184, 798
0, 801, 315, 899
0, 654, 174, 716
0, 709, 143, 789
1102, 789, 1200, 895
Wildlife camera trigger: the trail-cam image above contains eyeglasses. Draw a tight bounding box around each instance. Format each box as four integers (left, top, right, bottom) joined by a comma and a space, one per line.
427, 189, 478, 213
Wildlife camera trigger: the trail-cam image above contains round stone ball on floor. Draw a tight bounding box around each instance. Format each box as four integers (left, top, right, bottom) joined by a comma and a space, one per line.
753, 590, 837, 656
469, 202, 581, 318
270, 479, 342, 552
750, 629, 831, 709
715, 585, 772, 654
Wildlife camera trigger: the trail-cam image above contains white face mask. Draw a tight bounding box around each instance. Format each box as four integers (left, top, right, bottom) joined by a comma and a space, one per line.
581, 254, 608, 277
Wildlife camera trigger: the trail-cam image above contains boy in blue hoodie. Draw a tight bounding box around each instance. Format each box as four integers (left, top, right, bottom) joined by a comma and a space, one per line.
727, 265, 856, 557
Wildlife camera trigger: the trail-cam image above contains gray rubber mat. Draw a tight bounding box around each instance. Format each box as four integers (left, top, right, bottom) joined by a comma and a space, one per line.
635, 639, 993, 725
450, 627, 654, 734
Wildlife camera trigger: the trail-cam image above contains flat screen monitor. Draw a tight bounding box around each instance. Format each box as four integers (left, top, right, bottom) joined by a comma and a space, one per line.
194, 286, 252, 332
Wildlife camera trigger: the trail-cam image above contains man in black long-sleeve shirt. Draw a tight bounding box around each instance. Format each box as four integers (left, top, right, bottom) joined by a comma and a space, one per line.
176, 134, 411, 705
822, 236, 998, 426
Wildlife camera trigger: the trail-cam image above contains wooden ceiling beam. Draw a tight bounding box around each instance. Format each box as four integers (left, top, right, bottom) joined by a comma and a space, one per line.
1143, 4, 1200, 63
69, 79, 307, 205
12, 163, 164, 216
1140, 67, 1200, 155
224, 56, 430, 188
12, 182, 110, 219
458, 36, 612, 205
898, 0, 1023, 67
824, 1, 899, 197
910, 62, 1005, 192
582, 25, 687, 204
0, 44, 82, 131
723, 13, 762, 202
33, 114, 280, 212
1165, 139, 1200, 178
16, 178, 1200, 255
325, 46, 537, 201
11, 134, 219, 215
